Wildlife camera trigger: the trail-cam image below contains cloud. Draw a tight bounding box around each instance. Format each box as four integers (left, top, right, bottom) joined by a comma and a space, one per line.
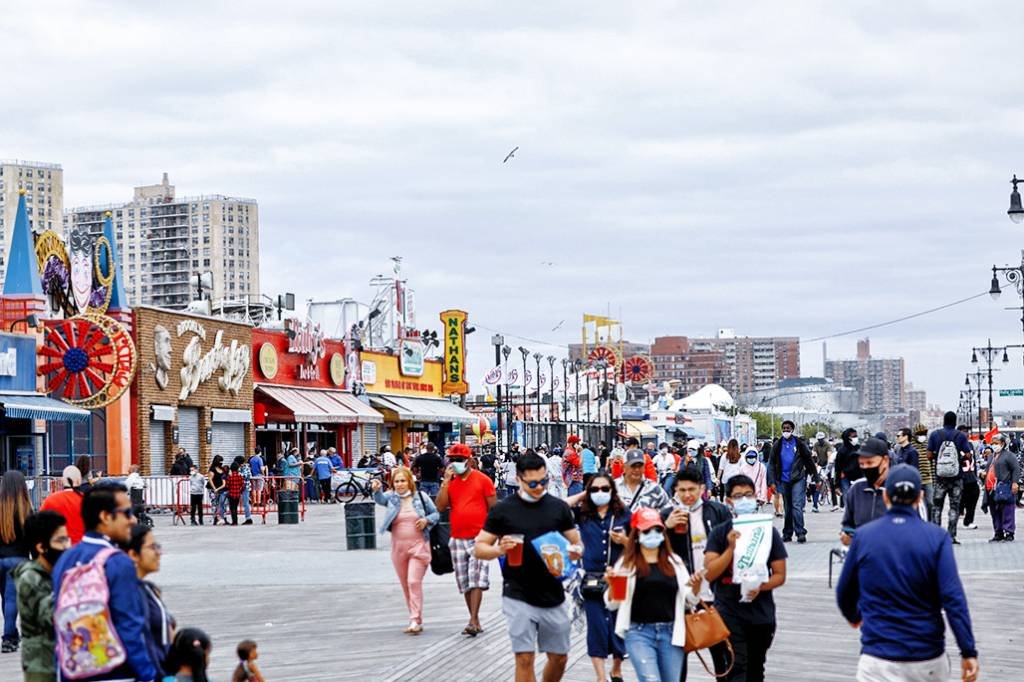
5, 1, 1024, 410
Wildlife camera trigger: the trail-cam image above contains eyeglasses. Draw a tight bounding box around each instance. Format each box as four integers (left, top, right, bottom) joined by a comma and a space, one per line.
51, 537, 71, 547
521, 477, 550, 489
144, 543, 163, 553
588, 485, 612, 493
730, 492, 756, 501
112, 507, 134, 519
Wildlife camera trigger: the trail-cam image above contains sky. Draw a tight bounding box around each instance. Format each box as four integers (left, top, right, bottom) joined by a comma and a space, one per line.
4, 1, 1024, 413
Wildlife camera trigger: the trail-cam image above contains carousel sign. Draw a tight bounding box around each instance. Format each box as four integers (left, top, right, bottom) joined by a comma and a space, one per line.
38, 313, 137, 409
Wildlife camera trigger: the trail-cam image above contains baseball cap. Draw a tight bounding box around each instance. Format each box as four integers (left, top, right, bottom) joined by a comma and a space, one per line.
62, 466, 82, 488
855, 437, 889, 459
815, 431, 825, 440
630, 507, 665, 531
625, 449, 645, 466
885, 464, 922, 504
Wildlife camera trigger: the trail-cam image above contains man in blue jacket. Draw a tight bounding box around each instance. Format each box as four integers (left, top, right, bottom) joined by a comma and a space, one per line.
836, 465, 979, 682
52, 481, 158, 682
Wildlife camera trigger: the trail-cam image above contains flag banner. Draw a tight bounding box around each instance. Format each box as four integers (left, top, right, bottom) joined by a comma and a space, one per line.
505, 367, 519, 386
483, 365, 504, 386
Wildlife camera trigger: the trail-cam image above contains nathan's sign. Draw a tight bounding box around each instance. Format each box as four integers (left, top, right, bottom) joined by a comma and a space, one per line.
440, 309, 468, 395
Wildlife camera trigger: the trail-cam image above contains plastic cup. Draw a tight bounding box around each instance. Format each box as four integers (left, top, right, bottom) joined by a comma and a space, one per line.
608, 571, 628, 601
505, 534, 525, 567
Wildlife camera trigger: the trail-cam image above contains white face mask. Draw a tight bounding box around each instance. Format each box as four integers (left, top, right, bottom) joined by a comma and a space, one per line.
917, 436, 926, 444
452, 461, 468, 475
519, 490, 545, 503
782, 431, 793, 439
398, 490, 412, 498
994, 444, 1004, 453
639, 529, 664, 549
850, 437, 860, 446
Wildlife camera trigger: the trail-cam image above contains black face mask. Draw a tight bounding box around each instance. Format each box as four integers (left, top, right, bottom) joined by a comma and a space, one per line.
863, 466, 882, 487
42, 545, 65, 567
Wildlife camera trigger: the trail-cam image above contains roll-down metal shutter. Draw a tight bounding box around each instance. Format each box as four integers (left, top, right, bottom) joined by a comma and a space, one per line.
212, 422, 245, 462
177, 407, 201, 467
149, 420, 166, 475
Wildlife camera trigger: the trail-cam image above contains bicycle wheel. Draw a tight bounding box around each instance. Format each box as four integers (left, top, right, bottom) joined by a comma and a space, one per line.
335, 481, 358, 504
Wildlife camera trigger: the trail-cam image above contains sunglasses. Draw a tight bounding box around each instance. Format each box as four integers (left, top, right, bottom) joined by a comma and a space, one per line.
112, 507, 134, 519
521, 477, 550, 489
588, 485, 612, 493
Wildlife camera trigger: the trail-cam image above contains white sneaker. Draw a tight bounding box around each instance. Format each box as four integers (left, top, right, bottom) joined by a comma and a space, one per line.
964, 523, 978, 530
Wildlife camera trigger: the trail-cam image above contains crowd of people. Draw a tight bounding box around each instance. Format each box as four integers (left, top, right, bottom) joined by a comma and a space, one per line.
0, 468, 267, 682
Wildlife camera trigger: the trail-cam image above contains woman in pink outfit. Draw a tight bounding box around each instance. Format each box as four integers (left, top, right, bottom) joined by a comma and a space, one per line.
738, 448, 769, 506
371, 466, 439, 634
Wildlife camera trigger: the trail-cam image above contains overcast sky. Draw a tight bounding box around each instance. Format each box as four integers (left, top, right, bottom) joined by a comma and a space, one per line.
5, 1, 1024, 413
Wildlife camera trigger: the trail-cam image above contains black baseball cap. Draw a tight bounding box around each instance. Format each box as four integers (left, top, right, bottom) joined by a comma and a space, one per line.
625, 449, 645, 466
855, 437, 889, 458
885, 464, 922, 504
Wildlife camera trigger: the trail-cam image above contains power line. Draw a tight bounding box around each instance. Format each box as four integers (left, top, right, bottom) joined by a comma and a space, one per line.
801, 291, 990, 343
473, 324, 570, 350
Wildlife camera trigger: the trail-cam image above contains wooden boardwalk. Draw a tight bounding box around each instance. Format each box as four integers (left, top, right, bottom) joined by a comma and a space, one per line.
0, 502, 1020, 681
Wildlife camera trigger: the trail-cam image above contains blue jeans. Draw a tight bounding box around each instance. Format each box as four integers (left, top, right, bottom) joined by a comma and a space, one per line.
624, 622, 684, 682
242, 486, 251, 520
213, 490, 228, 520
839, 477, 851, 507
568, 481, 584, 496
0, 556, 26, 643
781, 478, 807, 539
419, 481, 440, 498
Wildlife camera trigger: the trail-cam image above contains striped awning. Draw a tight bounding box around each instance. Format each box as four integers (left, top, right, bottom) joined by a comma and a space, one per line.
256, 385, 383, 424
0, 393, 91, 422
368, 394, 478, 424
623, 420, 659, 437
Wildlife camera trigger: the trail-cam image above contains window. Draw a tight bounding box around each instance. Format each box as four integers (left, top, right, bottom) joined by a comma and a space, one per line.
203, 258, 210, 266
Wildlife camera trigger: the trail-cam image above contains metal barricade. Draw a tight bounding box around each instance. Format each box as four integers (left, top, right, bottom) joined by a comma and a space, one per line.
254, 476, 307, 524
29, 477, 63, 508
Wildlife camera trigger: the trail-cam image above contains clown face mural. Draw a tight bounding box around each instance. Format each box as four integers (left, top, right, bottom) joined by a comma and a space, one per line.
68, 227, 95, 313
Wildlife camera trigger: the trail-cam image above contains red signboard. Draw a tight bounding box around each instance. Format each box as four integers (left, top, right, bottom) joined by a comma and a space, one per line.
252, 328, 347, 389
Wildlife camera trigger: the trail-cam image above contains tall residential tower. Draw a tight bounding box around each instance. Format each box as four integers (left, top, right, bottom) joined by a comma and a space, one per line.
0, 159, 63, 283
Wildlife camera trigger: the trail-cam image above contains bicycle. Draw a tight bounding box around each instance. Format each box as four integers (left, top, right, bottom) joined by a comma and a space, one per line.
334, 468, 389, 503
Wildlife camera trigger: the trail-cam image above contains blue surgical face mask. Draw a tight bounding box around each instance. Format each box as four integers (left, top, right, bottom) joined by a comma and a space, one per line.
732, 498, 758, 516
590, 491, 611, 506
452, 461, 468, 475
639, 529, 664, 549
745, 456, 757, 465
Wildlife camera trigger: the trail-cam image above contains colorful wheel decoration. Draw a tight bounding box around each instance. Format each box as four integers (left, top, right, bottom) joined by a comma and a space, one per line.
623, 355, 654, 383
587, 345, 620, 367
37, 313, 138, 409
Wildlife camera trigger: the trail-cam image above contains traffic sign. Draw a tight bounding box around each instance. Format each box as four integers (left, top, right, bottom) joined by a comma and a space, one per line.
999, 389, 1024, 397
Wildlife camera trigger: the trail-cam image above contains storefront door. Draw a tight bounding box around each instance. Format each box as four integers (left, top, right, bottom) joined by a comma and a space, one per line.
178, 407, 201, 466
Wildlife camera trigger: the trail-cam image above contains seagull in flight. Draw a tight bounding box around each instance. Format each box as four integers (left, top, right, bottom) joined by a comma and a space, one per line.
540, 260, 555, 266
503, 146, 519, 163
551, 320, 564, 332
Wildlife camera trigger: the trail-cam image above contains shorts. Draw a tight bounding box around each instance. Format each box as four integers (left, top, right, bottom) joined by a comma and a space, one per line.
502, 597, 571, 654
449, 537, 490, 593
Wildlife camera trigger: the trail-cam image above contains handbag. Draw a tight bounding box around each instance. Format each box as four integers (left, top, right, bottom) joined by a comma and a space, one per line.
580, 514, 615, 598
994, 481, 1015, 505
684, 600, 734, 678
421, 492, 454, 576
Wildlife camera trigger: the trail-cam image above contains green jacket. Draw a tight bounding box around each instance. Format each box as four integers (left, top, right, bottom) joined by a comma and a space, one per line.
13, 559, 55, 675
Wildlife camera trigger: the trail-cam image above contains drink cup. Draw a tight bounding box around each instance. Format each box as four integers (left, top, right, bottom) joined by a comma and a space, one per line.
673, 510, 688, 533
608, 571, 629, 601
505, 534, 525, 566
739, 576, 761, 603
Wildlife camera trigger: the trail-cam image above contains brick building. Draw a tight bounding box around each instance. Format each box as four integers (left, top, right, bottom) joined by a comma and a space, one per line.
132, 306, 253, 474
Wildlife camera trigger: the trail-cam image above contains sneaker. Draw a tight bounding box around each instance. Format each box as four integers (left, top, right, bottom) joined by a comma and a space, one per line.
1005, 533, 1015, 542
243, 519, 253, 525
190, 521, 198, 526
830, 505, 841, 512
989, 534, 1004, 542
782, 536, 793, 543
951, 538, 961, 545
964, 523, 978, 530
812, 508, 820, 513
1, 640, 18, 653
797, 535, 807, 544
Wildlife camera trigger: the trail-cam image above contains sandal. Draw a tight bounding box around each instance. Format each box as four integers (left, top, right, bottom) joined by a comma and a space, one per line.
462, 625, 480, 637
408, 624, 423, 635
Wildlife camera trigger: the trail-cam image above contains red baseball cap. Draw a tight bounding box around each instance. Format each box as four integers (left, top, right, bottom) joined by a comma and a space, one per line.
630, 507, 664, 532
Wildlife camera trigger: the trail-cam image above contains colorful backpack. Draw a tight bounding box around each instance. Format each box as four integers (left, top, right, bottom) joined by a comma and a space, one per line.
55, 547, 128, 679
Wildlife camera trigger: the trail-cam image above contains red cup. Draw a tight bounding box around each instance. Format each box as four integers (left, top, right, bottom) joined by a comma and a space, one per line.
608, 572, 628, 601
506, 534, 525, 567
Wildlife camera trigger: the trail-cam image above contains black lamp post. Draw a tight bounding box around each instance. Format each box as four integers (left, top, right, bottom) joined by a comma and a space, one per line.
547, 356, 557, 420
966, 370, 986, 436
574, 359, 583, 423
988, 255, 1024, 348
519, 346, 529, 424
560, 358, 569, 421
502, 344, 512, 447
970, 339, 1011, 431
492, 335, 504, 453
1008, 175, 1024, 223
533, 352, 543, 423
585, 364, 593, 422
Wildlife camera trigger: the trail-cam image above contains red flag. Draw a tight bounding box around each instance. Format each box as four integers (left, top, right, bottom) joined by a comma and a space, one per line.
984, 426, 1000, 444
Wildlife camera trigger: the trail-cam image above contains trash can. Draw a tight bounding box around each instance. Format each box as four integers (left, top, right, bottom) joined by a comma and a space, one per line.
345, 502, 376, 550
277, 490, 299, 525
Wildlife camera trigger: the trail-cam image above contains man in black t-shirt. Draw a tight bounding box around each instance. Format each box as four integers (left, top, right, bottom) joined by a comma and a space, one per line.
703, 474, 788, 682
412, 443, 444, 498
474, 451, 582, 681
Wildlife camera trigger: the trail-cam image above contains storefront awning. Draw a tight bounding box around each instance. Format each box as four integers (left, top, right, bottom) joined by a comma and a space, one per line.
369, 394, 478, 424
256, 385, 383, 424
0, 393, 91, 422
623, 420, 658, 437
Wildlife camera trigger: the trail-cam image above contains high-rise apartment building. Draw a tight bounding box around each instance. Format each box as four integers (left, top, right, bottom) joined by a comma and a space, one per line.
904, 382, 927, 412
0, 159, 63, 282
64, 174, 259, 310
824, 338, 905, 413
652, 329, 800, 397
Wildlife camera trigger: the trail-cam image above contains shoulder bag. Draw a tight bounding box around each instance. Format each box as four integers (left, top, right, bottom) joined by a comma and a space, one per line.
684, 599, 734, 678
580, 514, 614, 598
420, 491, 454, 575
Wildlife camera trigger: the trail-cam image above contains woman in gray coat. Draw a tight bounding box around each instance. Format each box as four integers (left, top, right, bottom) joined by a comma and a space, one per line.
986, 434, 1020, 542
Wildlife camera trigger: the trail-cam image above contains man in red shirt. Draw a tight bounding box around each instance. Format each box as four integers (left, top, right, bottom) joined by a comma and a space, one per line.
40, 466, 85, 544
436, 443, 496, 636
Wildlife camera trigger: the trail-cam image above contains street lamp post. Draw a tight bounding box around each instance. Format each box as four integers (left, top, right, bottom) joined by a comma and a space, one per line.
547, 356, 557, 421
502, 345, 512, 447
585, 365, 593, 422
966, 370, 987, 436
560, 358, 569, 422
492, 335, 504, 454
988, 253, 1024, 348
519, 346, 530, 428
970, 339, 1014, 432
533, 353, 543, 424
1007, 174, 1024, 223
574, 359, 583, 424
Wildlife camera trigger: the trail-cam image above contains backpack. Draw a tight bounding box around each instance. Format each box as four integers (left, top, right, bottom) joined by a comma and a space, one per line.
55, 547, 128, 679
935, 439, 960, 479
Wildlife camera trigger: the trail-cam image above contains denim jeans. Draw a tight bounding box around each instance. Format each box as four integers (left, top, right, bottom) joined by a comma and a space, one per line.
213, 490, 228, 520
419, 481, 440, 498
781, 478, 807, 539
921, 483, 934, 520
839, 477, 851, 507
242, 486, 252, 520
623, 622, 684, 682
0, 556, 27, 643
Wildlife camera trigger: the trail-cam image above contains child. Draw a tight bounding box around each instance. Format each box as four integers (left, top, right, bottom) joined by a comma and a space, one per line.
189, 466, 206, 526
231, 639, 265, 682
226, 463, 244, 526
14, 510, 69, 682
168, 628, 211, 682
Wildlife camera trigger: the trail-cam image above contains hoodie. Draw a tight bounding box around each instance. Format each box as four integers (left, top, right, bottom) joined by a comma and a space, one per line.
834, 428, 862, 482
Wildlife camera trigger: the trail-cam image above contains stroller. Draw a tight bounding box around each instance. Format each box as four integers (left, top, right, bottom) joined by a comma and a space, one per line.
130, 487, 154, 529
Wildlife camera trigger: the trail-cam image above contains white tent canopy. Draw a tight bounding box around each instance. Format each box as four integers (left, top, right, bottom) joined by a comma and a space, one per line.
669, 384, 735, 412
